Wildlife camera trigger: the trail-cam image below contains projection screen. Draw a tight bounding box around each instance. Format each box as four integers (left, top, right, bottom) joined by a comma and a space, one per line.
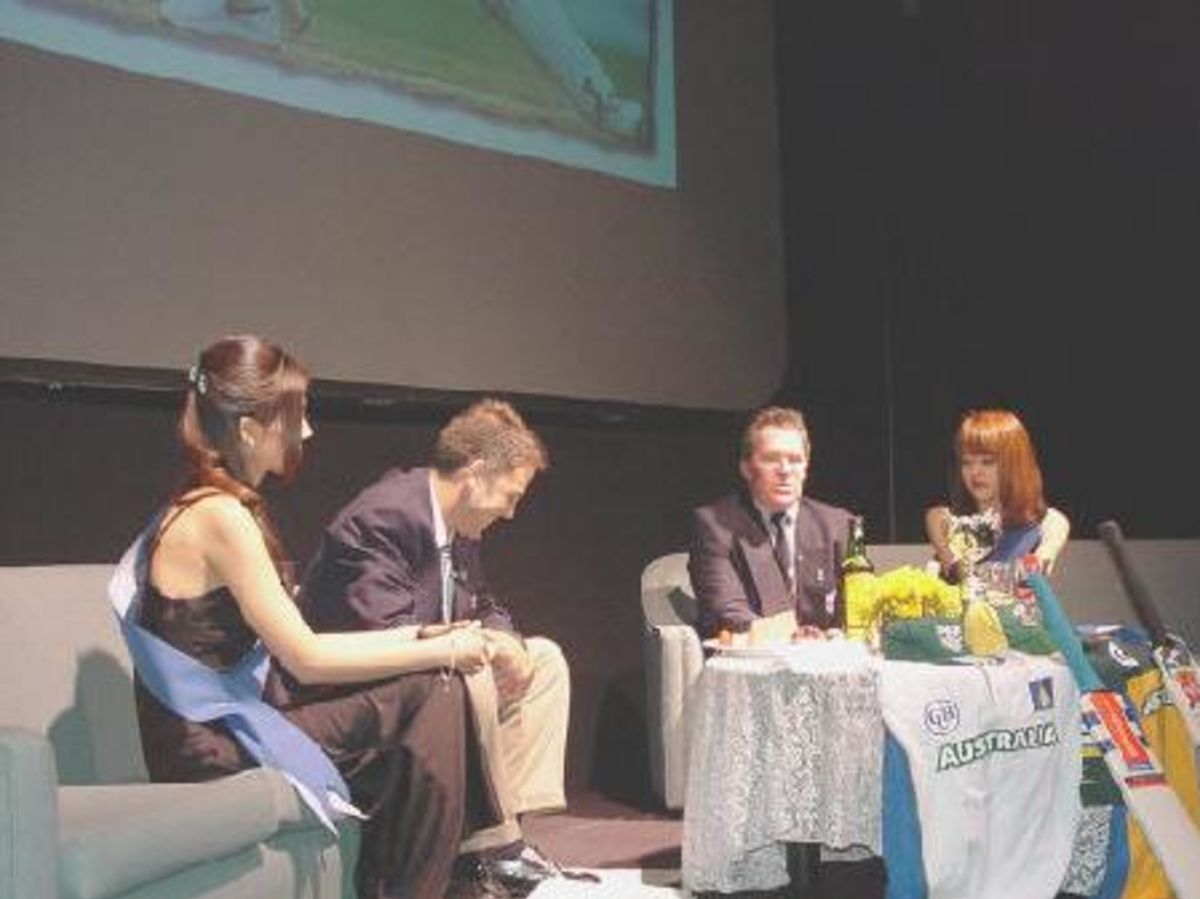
0, 0, 785, 409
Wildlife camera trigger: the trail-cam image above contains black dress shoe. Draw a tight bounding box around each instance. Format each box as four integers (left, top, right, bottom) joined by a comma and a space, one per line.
445, 856, 513, 899
484, 841, 601, 895
483, 841, 565, 896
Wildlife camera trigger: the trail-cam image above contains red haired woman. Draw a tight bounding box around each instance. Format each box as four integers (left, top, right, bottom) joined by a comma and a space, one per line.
925, 408, 1070, 581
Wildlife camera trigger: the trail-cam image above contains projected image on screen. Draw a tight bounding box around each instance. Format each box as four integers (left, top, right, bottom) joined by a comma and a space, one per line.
10, 0, 672, 183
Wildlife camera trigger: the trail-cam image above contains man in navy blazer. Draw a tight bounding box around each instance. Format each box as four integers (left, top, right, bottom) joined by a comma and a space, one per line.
301, 465, 519, 636
689, 406, 855, 638
301, 399, 570, 898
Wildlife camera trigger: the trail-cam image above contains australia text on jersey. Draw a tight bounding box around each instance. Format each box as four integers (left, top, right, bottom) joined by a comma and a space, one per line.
936, 722, 1061, 771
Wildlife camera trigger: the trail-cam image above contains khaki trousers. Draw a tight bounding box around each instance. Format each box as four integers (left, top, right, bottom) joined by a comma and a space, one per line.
460, 636, 570, 852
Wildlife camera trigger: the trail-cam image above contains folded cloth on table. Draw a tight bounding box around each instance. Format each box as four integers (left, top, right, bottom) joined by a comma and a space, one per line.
882, 617, 966, 662
995, 605, 1058, 655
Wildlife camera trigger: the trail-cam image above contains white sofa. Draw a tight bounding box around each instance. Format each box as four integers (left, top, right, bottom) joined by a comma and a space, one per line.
641, 539, 1200, 811
0, 564, 356, 899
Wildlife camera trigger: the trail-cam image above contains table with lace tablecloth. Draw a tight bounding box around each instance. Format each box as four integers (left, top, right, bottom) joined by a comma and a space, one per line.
681, 649, 1109, 898
681, 651, 883, 895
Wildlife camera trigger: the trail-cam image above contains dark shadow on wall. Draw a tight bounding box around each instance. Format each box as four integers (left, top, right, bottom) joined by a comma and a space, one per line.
586, 665, 654, 808
48, 649, 145, 785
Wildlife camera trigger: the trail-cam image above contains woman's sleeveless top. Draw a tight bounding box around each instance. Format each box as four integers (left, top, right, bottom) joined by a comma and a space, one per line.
134, 583, 258, 781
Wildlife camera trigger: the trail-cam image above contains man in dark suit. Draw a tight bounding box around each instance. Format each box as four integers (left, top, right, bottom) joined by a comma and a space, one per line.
301, 399, 570, 899
688, 405, 855, 890
689, 405, 854, 639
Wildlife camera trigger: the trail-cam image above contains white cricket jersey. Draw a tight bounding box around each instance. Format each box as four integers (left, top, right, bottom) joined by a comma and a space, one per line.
881, 655, 1083, 899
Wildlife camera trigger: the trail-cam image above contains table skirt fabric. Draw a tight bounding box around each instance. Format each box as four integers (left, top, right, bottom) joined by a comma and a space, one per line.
1060, 805, 1117, 896
682, 655, 883, 893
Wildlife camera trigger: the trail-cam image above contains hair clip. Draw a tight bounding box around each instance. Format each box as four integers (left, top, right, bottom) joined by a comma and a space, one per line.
187, 364, 209, 396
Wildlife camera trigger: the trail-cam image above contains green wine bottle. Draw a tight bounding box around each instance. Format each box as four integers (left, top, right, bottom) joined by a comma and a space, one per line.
841, 515, 874, 636
842, 515, 875, 576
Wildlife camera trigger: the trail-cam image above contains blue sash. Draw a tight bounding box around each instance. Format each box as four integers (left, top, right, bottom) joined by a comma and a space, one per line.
109, 511, 366, 833
989, 521, 1042, 563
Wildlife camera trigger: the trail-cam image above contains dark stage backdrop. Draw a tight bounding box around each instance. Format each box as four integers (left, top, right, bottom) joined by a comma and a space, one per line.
774, 0, 1200, 545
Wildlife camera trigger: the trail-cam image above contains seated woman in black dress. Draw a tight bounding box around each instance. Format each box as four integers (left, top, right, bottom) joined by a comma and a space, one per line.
925, 407, 1070, 581
127, 334, 498, 899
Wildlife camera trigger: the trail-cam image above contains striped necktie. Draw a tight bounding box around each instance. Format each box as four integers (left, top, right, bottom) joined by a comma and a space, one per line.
438, 543, 455, 624
771, 511, 793, 594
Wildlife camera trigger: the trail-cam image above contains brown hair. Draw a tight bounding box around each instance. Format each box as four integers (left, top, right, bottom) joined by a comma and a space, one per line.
740, 406, 811, 460
176, 334, 309, 579
949, 408, 1046, 527
431, 398, 548, 476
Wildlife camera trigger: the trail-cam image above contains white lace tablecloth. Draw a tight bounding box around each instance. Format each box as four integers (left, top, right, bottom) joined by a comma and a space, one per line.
681, 651, 883, 894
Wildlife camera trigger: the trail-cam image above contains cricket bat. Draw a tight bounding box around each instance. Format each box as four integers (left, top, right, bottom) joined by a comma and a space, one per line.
1098, 519, 1200, 750
1028, 572, 1200, 899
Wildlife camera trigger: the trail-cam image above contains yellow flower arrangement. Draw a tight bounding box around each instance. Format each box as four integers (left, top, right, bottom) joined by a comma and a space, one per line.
844, 565, 963, 643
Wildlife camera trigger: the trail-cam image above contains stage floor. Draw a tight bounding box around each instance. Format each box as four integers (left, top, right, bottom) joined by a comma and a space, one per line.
521, 792, 889, 899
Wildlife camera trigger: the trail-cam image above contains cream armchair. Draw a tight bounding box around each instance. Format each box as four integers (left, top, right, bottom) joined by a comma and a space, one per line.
640, 552, 703, 812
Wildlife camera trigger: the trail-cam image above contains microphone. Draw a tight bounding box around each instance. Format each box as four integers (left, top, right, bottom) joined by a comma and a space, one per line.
1097, 519, 1167, 645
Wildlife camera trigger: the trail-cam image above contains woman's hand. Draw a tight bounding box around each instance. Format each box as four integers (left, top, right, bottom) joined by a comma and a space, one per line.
1032, 551, 1056, 575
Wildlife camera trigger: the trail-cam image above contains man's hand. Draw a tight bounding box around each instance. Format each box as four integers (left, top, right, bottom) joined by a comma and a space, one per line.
483, 629, 535, 707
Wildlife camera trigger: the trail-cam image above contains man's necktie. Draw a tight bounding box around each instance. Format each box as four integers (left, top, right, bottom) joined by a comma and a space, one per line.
438, 543, 454, 624
771, 511, 793, 594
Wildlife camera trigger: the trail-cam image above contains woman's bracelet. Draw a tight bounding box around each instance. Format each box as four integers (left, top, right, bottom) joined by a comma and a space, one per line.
440, 634, 459, 687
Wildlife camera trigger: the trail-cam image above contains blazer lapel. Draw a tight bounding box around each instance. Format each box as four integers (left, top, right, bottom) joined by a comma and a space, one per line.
737, 506, 792, 617
795, 505, 830, 585
795, 503, 837, 624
